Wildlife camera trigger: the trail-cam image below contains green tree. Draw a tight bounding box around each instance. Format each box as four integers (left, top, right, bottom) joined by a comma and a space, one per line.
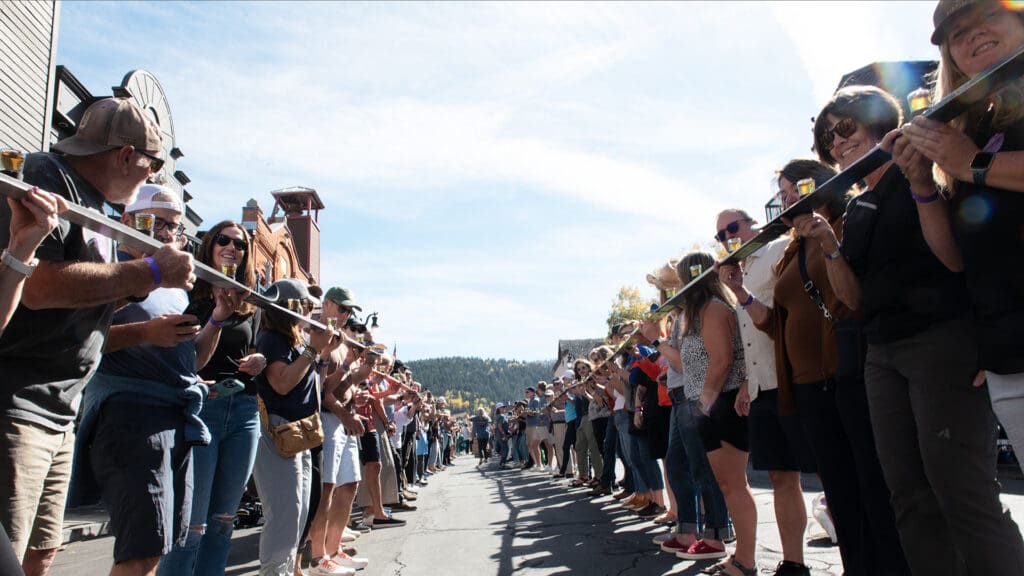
606, 285, 656, 331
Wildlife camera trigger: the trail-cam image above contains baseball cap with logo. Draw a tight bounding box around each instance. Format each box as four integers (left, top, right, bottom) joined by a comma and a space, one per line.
52, 98, 163, 158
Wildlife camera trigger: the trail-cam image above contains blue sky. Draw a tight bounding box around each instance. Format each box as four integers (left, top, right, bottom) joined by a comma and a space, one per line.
57, 1, 939, 361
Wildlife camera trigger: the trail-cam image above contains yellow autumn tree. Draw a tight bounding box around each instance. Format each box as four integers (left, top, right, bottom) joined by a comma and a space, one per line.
606, 285, 656, 332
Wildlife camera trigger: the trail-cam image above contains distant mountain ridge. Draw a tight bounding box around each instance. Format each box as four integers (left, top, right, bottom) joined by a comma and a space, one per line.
405, 357, 554, 413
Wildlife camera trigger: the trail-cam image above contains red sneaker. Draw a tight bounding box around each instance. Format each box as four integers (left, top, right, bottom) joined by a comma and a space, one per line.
660, 536, 692, 555
676, 539, 727, 560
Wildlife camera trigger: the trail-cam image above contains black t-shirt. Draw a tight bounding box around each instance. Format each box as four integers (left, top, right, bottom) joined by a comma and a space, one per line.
187, 298, 258, 393
0, 153, 116, 432
842, 165, 970, 344
950, 117, 1024, 374
256, 330, 318, 421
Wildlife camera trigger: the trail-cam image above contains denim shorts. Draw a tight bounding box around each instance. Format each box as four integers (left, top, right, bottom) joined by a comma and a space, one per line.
90, 400, 191, 563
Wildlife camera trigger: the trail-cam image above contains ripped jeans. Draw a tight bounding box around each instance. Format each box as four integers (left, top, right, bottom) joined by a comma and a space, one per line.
158, 393, 260, 576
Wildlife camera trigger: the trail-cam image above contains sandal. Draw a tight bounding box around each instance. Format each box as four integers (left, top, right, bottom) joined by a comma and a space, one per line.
705, 555, 757, 576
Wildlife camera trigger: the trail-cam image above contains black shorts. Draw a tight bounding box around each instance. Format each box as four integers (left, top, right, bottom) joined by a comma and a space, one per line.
359, 430, 380, 464
748, 389, 817, 473
700, 389, 749, 453
90, 400, 191, 563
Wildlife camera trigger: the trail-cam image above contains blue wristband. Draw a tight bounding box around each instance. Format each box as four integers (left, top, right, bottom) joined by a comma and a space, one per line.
144, 256, 162, 286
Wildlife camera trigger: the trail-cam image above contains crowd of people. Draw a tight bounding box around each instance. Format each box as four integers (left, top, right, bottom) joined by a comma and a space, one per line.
0, 86, 467, 576
476, 3, 1024, 575
0, 2, 1022, 576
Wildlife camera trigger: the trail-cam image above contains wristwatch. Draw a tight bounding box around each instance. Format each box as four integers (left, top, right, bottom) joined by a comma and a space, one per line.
971, 152, 995, 186
650, 339, 662, 348
1, 249, 38, 277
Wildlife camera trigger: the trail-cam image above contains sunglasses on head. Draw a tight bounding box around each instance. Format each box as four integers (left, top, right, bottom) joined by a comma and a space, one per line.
715, 218, 751, 242
820, 117, 858, 152
213, 233, 247, 251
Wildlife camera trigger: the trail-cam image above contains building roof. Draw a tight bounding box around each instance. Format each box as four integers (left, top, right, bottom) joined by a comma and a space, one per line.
270, 186, 325, 212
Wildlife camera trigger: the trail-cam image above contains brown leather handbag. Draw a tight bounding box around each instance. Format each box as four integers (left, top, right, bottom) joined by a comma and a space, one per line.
257, 374, 324, 458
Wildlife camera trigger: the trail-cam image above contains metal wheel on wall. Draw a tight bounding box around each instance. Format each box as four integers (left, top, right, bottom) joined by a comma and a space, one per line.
118, 70, 176, 183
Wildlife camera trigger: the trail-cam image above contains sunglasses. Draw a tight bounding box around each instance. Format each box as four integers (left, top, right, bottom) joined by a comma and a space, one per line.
820, 117, 858, 152
154, 216, 185, 236
715, 218, 751, 242
213, 233, 247, 251
134, 148, 165, 173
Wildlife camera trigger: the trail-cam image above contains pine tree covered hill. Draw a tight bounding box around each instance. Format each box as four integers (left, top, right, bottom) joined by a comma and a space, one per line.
405, 357, 554, 414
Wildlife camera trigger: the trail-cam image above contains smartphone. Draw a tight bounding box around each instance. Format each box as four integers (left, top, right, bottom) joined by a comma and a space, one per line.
212, 378, 245, 397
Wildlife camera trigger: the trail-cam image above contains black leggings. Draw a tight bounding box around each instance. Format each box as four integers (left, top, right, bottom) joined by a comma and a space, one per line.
560, 423, 577, 475
476, 435, 490, 460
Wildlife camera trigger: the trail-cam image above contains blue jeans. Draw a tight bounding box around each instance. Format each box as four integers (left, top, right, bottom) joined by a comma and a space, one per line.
600, 415, 624, 489
665, 396, 732, 540
613, 410, 645, 492
159, 394, 260, 576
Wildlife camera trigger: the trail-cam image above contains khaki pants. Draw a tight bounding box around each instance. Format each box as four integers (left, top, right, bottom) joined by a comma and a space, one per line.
575, 418, 602, 479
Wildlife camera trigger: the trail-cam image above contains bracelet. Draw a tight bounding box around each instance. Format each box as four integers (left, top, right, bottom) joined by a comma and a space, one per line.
144, 256, 162, 286
1, 249, 38, 277
911, 189, 940, 203
300, 347, 318, 361
825, 248, 843, 261
208, 317, 225, 328
740, 293, 754, 308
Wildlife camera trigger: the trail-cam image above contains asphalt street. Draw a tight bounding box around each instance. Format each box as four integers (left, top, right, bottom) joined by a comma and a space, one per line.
51, 456, 1024, 576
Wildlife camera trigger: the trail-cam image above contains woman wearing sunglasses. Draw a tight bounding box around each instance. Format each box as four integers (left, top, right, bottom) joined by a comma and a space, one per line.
719, 158, 907, 576
160, 221, 266, 576
801, 83, 1024, 574
890, 2, 1024, 481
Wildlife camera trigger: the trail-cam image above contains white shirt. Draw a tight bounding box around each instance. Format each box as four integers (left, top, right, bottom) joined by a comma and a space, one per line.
738, 237, 789, 399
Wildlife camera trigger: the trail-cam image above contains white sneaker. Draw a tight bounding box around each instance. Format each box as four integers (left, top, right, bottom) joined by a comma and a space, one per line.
334, 551, 370, 570
310, 557, 356, 576
812, 493, 838, 544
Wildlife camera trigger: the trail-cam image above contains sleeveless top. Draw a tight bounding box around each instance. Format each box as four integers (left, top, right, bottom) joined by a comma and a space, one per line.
680, 298, 746, 401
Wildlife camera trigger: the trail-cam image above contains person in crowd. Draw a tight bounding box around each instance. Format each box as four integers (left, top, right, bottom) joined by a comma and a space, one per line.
669, 252, 755, 576
549, 378, 570, 476
892, 0, 1024, 475
621, 344, 667, 519
305, 286, 374, 575
805, 80, 1024, 573
0, 186, 66, 576
0, 97, 193, 576
590, 346, 634, 500
707, 208, 816, 576
251, 279, 340, 576
576, 359, 613, 497
159, 220, 266, 576
522, 386, 543, 470
352, 353, 406, 530
470, 407, 492, 465
642, 278, 733, 566
73, 184, 224, 576
494, 403, 511, 468
719, 157, 908, 576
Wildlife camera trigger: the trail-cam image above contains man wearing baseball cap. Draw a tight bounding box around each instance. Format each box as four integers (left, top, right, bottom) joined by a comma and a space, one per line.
0, 98, 194, 575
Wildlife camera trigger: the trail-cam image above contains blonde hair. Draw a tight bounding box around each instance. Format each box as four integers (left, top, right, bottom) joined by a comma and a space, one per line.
933, 9, 1024, 191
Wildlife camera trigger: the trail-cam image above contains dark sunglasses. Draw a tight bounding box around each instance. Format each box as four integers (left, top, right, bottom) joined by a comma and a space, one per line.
715, 218, 751, 242
134, 148, 165, 173
213, 233, 247, 250
820, 117, 858, 151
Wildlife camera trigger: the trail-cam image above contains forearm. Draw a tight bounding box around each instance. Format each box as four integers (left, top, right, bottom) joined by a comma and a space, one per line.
22, 259, 154, 310
104, 322, 152, 353
915, 198, 963, 272
703, 364, 730, 395
978, 151, 1024, 193
267, 355, 316, 395
0, 268, 27, 334
656, 342, 682, 372
822, 246, 862, 310
195, 323, 222, 371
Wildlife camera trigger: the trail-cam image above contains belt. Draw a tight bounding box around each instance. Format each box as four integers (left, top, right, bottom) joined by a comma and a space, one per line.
668, 387, 687, 403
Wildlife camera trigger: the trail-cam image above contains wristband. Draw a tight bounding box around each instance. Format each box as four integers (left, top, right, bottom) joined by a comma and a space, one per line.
144, 256, 162, 286
825, 248, 843, 261
650, 339, 661, 348
740, 293, 754, 308
911, 190, 940, 203
208, 317, 225, 328
1, 249, 38, 277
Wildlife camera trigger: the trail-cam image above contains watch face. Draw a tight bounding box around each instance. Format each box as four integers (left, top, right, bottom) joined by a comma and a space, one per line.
971, 152, 994, 169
